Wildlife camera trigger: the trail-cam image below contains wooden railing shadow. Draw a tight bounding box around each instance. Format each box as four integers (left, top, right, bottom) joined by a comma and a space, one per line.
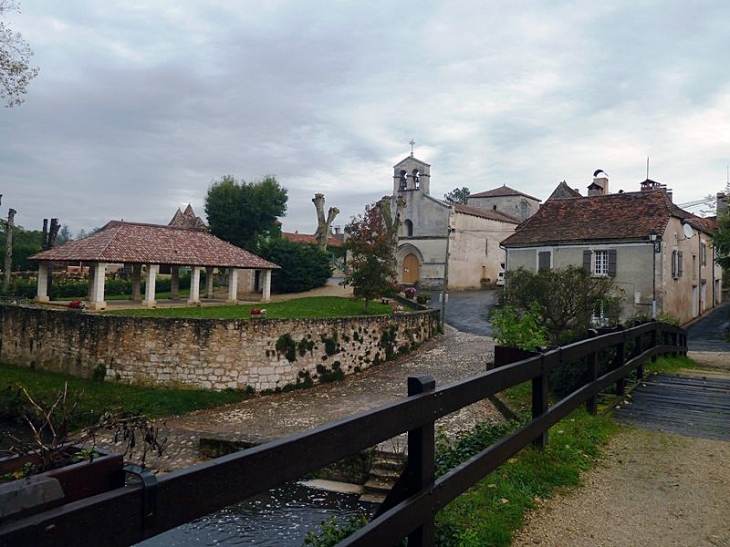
0, 322, 687, 547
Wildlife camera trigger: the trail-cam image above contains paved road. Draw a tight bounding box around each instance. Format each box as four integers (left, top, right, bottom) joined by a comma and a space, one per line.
687, 301, 730, 352
432, 289, 499, 336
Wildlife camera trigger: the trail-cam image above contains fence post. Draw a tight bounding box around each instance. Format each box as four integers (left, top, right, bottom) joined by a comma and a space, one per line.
532, 355, 548, 449
586, 330, 599, 415
407, 375, 436, 547
613, 335, 626, 397
634, 329, 644, 380
650, 324, 658, 365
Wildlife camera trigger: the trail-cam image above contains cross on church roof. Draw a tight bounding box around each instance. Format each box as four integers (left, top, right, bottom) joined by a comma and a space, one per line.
409, 139, 415, 157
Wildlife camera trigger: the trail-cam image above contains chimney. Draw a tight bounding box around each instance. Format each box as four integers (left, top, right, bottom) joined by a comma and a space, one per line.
718, 193, 728, 216
334, 225, 341, 235
588, 169, 609, 196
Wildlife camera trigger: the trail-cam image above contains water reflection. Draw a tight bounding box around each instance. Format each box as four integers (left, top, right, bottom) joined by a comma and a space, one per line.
138, 482, 376, 546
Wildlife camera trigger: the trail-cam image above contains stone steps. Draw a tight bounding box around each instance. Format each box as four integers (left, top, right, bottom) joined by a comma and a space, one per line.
360, 448, 407, 504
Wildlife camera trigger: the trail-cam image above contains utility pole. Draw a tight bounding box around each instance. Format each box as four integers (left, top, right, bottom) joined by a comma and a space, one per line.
3, 208, 16, 293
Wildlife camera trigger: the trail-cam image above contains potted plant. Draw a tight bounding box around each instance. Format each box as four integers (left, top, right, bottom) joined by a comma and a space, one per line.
416, 292, 432, 305
404, 287, 416, 299
250, 307, 267, 318
490, 304, 548, 369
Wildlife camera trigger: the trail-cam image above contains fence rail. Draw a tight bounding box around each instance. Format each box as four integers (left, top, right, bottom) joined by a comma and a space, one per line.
0, 322, 687, 547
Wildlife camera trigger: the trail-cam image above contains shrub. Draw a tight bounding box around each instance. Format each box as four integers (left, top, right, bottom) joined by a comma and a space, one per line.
490, 304, 548, 351
257, 238, 332, 293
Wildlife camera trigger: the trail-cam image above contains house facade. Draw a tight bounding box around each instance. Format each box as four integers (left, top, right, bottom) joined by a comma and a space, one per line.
391, 155, 530, 290
501, 176, 722, 325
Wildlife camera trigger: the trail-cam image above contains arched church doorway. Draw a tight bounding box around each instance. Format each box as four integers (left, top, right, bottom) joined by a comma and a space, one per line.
402, 254, 419, 284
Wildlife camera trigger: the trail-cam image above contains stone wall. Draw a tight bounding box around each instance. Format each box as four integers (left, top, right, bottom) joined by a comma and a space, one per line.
0, 305, 440, 391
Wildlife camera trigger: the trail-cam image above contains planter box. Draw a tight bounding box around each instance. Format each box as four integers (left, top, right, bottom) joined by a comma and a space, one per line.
492, 346, 540, 369
0, 447, 124, 524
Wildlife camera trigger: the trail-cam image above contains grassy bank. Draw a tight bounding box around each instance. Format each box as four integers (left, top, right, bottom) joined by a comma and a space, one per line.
0, 362, 251, 426
104, 296, 394, 319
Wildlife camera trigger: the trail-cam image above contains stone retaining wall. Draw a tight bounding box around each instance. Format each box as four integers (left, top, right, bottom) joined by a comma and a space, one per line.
0, 304, 440, 391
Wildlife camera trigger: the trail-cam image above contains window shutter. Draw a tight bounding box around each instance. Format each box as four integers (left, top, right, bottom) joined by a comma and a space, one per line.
677, 251, 684, 277
583, 250, 592, 273
538, 251, 550, 271
671, 251, 677, 278
607, 249, 617, 277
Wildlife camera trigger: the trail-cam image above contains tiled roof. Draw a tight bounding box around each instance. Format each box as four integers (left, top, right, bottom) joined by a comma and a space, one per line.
470, 184, 540, 202
502, 190, 711, 247
546, 181, 582, 201
31, 221, 279, 269
453, 203, 520, 223
283, 232, 345, 247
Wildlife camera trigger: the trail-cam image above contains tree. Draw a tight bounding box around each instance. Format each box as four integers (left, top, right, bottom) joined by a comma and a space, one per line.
0, 223, 42, 274
343, 201, 398, 310
55, 225, 72, 246
312, 193, 339, 251
0, 1, 39, 107
503, 266, 623, 345
205, 175, 288, 251
713, 208, 730, 270
444, 187, 470, 205
257, 237, 332, 293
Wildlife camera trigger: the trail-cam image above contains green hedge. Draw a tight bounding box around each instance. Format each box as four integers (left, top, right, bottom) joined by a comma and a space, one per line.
7, 273, 194, 299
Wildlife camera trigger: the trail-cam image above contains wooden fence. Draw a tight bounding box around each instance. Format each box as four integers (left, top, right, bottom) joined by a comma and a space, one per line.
0, 322, 687, 547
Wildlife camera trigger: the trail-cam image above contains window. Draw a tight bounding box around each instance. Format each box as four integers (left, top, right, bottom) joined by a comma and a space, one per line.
583, 249, 617, 277
700, 243, 707, 266
484, 239, 489, 256
595, 250, 609, 276
672, 250, 684, 278
692, 255, 697, 279
404, 219, 413, 237
538, 251, 551, 271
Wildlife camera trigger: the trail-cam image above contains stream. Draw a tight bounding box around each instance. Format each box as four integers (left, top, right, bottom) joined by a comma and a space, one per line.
137, 482, 376, 546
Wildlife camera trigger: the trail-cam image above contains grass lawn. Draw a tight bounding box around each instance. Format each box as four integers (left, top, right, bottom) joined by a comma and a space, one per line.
104, 296, 394, 319
0, 362, 251, 427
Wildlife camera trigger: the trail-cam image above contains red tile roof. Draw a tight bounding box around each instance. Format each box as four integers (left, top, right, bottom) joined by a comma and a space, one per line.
31, 221, 279, 269
283, 232, 345, 247
502, 190, 713, 247
470, 184, 540, 202
452, 203, 520, 223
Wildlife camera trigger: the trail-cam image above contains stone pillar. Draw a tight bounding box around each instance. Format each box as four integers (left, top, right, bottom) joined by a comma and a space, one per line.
188, 267, 201, 305
144, 264, 158, 308
227, 268, 239, 304
87, 264, 95, 300
261, 269, 272, 302
170, 266, 180, 300
36, 262, 50, 303
131, 264, 142, 302
88, 262, 107, 311
205, 267, 215, 299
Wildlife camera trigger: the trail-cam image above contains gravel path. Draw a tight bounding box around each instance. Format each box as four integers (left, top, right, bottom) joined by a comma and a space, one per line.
512, 427, 730, 547
513, 351, 730, 547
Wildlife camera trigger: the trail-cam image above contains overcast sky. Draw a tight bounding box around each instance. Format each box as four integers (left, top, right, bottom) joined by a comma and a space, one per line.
2, 1, 728, 237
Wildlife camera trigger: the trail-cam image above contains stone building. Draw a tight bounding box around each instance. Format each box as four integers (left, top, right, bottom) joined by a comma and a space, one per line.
501, 174, 722, 324
391, 154, 538, 290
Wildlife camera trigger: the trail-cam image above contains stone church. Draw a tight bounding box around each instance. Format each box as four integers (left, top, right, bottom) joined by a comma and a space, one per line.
391, 154, 539, 290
